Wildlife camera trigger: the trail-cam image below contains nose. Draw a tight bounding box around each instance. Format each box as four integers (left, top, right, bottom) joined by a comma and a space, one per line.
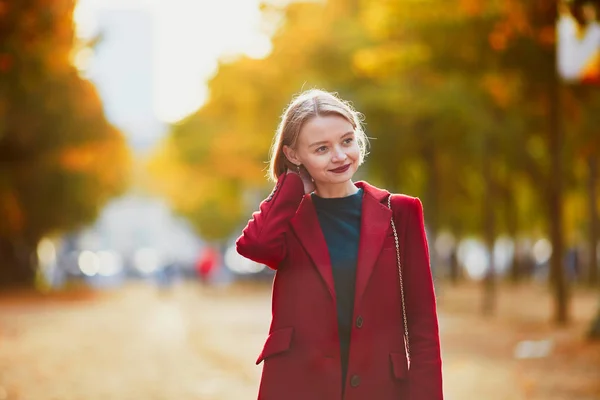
331, 145, 347, 162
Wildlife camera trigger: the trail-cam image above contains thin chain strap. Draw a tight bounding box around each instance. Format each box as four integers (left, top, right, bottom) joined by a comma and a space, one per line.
388, 195, 410, 364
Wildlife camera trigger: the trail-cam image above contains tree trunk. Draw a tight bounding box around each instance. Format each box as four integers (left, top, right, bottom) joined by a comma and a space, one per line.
548, 67, 569, 325
589, 299, 600, 340
482, 130, 496, 316
0, 236, 37, 289
423, 144, 440, 277
505, 186, 521, 284
588, 155, 598, 286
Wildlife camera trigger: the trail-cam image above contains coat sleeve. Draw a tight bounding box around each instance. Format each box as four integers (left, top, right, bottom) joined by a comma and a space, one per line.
402, 197, 443, 400
235, 172, 305, 269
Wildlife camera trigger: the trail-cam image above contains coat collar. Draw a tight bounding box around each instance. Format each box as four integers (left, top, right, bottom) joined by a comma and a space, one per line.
353, 181, 393, 304
290, 181, 392, 304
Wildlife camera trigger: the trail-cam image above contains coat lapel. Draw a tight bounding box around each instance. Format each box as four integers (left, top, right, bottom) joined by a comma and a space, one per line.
354, 183, 392, 305
290, 196, 336, 301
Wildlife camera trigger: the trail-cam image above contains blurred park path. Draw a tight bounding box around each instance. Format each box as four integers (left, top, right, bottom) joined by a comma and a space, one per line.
0, 281, 598, 400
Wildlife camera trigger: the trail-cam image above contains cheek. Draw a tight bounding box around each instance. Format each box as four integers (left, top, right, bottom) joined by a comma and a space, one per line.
348, 144, 361, 161
302, 154, 328, 172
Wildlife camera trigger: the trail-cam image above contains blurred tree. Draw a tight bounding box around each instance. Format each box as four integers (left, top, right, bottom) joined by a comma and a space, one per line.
355, 0, 590, 322
588, 153, 598, 285
510, 0, 567, 323
150, 0, 593, 326
148, 0, 372, 242
0, 0, 131, 287
491, 0, 579, 323
590, 304, 600, 339
353, 0, 530, 314
147, 55, 285, 242
570, 87, 600, 286
365, 0, 576, 322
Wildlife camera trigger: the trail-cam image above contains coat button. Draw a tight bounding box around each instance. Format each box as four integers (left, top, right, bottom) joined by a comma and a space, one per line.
350, 374, 361, 387
356, 315, 363, 328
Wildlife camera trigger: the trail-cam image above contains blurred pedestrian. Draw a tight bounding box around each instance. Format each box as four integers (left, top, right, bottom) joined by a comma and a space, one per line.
448, 247, 460, 284
195, 246, 219, 286
236, 89, 443, 399
155, 261, 177, 294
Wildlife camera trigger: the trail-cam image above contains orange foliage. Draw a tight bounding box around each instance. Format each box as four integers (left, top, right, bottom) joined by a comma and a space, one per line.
498, 1, 533, 41
0, 53, 12, 72
59, 146, 96, 172
459, 0, 483, 17
481, 73, 515, 109
0, 192, 24, 236
58, 134, 130, 190
537, 26, 555, 46
489, 31, 508, 52
485, 1, 557, 51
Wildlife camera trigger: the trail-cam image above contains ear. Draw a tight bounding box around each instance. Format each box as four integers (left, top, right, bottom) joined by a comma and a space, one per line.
282, 145, 301, 167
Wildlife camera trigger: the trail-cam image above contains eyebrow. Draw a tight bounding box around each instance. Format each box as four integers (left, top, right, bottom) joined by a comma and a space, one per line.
308, 131, 354, 148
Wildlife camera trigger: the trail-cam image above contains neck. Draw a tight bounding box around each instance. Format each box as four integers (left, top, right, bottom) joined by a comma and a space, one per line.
314, 180, 358, 198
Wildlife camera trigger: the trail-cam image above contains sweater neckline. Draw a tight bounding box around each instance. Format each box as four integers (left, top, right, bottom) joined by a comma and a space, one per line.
311, 188, 363, 208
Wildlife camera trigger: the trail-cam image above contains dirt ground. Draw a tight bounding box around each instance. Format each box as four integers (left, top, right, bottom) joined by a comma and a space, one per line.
0, 280, 598, 400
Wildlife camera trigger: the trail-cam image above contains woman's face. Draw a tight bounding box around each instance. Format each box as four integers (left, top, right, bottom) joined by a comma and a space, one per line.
286, 114, 360, 186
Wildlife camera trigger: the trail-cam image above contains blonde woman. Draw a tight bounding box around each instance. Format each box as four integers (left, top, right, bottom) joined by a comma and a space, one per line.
236, 89, 443, 400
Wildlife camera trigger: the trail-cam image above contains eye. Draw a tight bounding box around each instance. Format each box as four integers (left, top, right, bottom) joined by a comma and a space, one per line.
316, 146, 328, 153
343, 137, 354, 145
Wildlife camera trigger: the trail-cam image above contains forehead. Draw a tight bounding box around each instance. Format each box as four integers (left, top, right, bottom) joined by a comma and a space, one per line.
298, 115, 354, 145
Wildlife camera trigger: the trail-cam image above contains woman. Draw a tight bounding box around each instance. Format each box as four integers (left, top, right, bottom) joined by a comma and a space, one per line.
236, 89, 443, 400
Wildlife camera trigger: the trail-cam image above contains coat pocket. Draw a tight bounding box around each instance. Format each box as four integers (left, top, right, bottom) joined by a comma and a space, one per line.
255, 327, 294, 365
389, 352, 408, 380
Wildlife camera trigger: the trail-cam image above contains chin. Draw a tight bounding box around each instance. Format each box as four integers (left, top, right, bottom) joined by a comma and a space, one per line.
328, 167, 357, 182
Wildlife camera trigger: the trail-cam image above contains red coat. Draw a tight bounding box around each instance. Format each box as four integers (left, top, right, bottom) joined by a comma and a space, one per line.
236, 172, 443, 400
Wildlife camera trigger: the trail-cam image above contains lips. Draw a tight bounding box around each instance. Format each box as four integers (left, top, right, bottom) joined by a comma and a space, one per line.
329, 164, 351, 173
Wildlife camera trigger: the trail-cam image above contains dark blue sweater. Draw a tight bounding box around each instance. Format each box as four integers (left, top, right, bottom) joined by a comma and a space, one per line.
311, 188, 363, 388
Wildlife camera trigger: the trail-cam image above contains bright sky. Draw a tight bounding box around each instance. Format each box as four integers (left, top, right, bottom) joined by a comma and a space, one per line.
74, 0, 273, 123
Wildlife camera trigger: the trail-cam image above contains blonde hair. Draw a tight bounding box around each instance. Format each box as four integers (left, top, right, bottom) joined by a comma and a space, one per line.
267, 89, 369, 182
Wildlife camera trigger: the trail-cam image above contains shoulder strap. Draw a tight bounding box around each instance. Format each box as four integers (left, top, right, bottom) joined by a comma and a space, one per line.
387, 195, 411, 366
